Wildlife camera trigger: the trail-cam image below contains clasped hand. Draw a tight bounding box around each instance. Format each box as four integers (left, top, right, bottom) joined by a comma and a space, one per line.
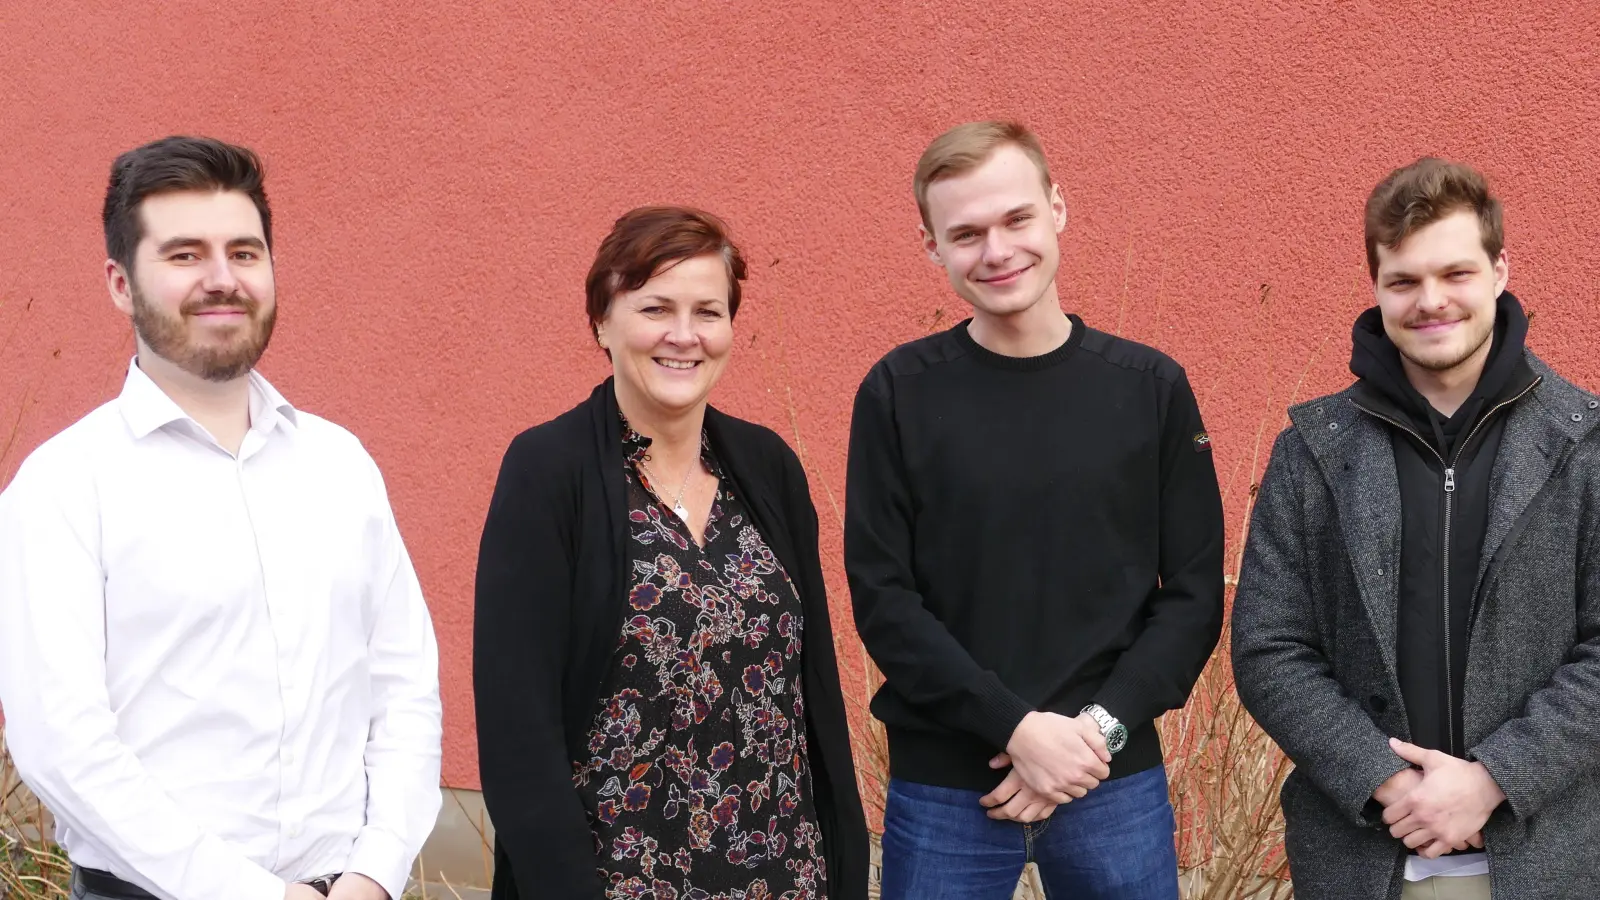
979, 711, 1111, 823
1376, 738, 1504, 858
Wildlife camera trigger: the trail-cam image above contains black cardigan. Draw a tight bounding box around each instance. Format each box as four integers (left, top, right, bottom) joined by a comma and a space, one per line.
473, 380, 869, 900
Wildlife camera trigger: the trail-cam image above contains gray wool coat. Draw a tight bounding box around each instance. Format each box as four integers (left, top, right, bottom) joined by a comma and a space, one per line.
1232, 352, 1600, 900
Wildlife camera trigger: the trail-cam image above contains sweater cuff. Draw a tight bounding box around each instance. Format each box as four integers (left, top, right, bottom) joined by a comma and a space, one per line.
972, 675, 1036, 750
1092, 670, 1157, 730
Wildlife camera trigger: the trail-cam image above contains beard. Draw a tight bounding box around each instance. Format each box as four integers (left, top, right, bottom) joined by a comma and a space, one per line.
1396, 313, 1494, 373
131, 286, 276, 383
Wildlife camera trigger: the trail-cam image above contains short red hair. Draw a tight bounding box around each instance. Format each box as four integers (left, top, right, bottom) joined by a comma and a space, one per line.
585, 206, 747, 347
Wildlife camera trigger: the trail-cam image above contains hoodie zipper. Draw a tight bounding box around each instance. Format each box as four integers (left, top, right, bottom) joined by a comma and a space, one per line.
1351, 377, 1538, 757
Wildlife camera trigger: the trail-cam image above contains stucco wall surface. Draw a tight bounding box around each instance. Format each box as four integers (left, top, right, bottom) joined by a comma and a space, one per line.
3, 1, 1599, 789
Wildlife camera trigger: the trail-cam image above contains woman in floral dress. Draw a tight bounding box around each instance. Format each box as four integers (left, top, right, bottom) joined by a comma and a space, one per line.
474, 206, 867, 900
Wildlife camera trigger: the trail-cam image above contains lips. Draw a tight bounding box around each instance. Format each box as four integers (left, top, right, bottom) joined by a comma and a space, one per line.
978, 264, 1032, 285
1409, 319, 1462, 331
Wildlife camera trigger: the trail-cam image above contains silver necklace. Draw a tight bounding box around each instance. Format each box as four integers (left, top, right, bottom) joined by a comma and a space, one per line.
638, 456, 696, 522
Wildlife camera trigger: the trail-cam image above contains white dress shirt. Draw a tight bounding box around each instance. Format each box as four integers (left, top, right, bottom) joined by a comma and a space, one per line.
0, 361, 442, 900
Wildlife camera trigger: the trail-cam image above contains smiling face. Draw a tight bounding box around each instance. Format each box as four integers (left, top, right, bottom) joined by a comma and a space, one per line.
596, 254, 734, 422
107, 189, 277, 382
1374, 209, 1508, 376
919, 143, 1067, 321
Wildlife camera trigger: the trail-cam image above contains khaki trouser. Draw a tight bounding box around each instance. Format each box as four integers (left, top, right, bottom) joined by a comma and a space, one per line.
1400, 874, 1491, 900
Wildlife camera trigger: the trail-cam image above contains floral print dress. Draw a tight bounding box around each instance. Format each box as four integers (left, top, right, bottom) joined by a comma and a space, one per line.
573, 423, 828, 900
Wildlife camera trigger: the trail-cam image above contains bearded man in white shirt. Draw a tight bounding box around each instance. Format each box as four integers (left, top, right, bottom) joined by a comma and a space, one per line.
0, 136, 443, 900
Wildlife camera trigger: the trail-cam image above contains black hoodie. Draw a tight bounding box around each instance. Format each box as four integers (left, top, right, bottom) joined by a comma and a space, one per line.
1349, 291, 1537, 761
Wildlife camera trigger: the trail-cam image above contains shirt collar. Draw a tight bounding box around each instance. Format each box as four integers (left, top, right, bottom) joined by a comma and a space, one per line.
618, 412, 717, 474
118, 358, 299, 441
247, 369, 300, 434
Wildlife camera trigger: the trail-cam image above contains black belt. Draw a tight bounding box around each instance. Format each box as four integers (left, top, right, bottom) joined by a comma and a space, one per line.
74, 866, 341, 898
73, 868, 157, 900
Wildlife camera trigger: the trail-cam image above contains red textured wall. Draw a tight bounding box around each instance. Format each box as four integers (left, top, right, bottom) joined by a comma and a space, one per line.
4, 2, 1600, 791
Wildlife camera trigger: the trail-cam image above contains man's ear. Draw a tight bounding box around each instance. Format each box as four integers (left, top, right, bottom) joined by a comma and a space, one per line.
1049, 184, 1067, 234
919, 225, 943, 266
107, 258, 135, 316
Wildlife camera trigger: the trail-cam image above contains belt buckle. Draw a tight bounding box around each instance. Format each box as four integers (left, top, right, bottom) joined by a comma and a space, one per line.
301, 874, 339, 896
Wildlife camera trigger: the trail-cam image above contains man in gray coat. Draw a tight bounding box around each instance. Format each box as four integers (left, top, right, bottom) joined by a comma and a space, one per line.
1233, 157, 1600, 900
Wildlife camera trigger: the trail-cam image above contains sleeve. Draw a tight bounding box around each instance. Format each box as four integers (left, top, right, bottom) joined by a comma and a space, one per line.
1230, 429, 1408, 826
843, 372, 1034, 750
342, 459, 443, 900
1091, 369, 1226, 728
0, 458, 288, 900
472, 435, 606, 900
779, 445, 869, 900
1466, 442, 1600, 820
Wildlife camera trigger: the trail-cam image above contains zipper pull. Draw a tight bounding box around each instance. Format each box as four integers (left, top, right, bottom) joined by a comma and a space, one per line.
1444, 467, 1456, 492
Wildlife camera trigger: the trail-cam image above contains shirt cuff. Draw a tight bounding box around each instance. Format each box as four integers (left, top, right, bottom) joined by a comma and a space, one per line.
344, 828, 413, 900
230, 858, 290, 900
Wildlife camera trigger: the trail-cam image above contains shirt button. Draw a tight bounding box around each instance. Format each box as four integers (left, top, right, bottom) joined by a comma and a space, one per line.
283, 749, 296, 766
287, 822, 303, 838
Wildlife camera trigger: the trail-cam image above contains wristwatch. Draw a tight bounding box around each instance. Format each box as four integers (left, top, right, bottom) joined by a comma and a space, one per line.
300, 875, 340, 896
1081, 704, 1129, 755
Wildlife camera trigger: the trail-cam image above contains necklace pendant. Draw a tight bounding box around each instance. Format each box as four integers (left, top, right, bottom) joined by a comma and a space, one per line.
673, 503, 690, 521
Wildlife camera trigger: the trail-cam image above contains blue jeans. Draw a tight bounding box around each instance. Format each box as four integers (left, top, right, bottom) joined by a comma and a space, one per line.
881, 765, 1180, 900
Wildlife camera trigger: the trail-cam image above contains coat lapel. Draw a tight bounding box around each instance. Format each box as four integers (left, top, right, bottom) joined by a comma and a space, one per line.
1293, 395, 1404, 680
704, 408, 796, 571
1475, 384, 1561, 590
1475, 355, 1600, 590
588, 378, 632, 653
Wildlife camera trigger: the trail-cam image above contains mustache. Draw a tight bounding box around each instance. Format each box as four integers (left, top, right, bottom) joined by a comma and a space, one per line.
1404, 314, 1464, 328
180, 294, 259, 316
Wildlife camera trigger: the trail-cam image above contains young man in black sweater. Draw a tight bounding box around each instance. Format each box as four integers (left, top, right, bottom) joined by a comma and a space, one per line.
845, 121, 1225, 899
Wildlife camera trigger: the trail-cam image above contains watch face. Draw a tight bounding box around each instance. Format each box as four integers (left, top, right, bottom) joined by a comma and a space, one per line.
1106, 725, 1129, 754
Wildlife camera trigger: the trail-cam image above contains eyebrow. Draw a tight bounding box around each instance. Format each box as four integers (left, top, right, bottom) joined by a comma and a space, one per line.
1383, 259, 1482, 280
154, 236, 268, 254
944, 204, 1036, 239
636, 294, 728, 305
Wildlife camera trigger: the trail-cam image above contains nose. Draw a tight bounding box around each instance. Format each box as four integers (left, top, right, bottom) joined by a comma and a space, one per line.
1417, 277, 1449, 312
199, 253, 241, 295
663, 308, 698, 346
981, 229, 1013, 266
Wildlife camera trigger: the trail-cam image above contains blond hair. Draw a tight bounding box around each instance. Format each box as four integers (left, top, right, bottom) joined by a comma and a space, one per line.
913, 121, 1053, 231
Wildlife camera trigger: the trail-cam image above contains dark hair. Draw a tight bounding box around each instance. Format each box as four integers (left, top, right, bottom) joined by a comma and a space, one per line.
103, 136, 272, 272
1365, 157, 1503, 280
584, 206, 747, 346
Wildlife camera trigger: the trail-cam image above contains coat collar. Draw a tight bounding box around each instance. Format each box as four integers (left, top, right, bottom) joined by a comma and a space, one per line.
1285, 351, 1599, 679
